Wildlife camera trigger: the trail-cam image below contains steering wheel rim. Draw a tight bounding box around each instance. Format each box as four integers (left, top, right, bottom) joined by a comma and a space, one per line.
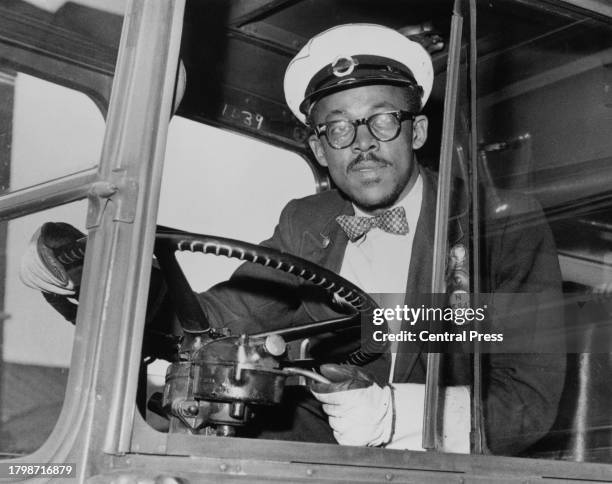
153, 225, 388, 365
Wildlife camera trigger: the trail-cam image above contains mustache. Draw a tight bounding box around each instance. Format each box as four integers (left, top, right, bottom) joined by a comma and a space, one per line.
348, 153, 390, 171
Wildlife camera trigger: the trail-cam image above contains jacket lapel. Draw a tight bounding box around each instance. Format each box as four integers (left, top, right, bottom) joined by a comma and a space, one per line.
405, 169, 437, 306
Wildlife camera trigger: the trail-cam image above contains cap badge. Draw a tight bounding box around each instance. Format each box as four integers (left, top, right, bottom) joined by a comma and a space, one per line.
332, 56, 358, 77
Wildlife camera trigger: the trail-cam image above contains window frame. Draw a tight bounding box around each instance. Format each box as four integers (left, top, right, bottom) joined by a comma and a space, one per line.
0, 0, 184, 470
2, 0, 612, 481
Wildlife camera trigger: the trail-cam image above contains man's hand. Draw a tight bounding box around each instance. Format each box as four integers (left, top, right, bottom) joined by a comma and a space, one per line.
20, 222, 85, 296
310, 364, 394, 447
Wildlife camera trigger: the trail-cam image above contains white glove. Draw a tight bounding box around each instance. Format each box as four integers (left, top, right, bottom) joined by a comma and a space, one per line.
311, 364, 394, 446
19, 223, 84, 296
311, 364, 471, 452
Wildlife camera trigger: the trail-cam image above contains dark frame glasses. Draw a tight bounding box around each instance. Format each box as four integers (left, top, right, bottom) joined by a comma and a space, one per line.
314, 110, 414, 149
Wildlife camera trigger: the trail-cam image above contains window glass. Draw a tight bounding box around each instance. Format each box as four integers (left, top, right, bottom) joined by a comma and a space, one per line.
5, 73, 105, 191
0, 0, 125, 193
0, 201, 87, 457
476, 1, 612, 462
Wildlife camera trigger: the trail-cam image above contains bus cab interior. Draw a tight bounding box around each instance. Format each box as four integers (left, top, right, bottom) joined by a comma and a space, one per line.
0, 0, 611, 482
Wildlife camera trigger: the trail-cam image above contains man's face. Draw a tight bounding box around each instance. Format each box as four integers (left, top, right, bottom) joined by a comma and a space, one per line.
308, 84, 428, 213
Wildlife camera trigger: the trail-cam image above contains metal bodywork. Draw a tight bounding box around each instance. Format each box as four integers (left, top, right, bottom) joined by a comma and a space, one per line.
0, 0, 611, 482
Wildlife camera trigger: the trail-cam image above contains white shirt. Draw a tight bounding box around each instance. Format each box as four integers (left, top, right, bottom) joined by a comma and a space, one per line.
339, 174, 423, 378
340, 174, 423, 297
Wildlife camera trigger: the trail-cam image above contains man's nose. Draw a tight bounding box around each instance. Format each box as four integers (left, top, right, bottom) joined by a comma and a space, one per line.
352, 124, 379, 152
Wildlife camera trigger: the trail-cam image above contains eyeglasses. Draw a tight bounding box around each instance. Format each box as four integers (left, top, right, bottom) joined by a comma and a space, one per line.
314, 110, 414, 150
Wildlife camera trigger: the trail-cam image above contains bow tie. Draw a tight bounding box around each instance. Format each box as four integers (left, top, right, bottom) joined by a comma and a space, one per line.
336, 206, 410, 242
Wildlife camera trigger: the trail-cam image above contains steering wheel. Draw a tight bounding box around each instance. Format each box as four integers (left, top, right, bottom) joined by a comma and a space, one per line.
56, 224, 388, 362
152, 225, 388, 365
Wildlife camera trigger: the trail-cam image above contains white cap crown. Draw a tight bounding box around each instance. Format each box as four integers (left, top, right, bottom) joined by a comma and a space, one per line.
284, 23, 434, 124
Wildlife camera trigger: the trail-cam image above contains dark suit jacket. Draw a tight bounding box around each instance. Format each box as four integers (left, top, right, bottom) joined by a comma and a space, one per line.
198, 168, 565, 455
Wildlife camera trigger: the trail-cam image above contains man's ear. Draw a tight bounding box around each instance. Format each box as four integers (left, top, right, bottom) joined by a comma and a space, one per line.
412, 114, 428, 150
308, 134, 329, 167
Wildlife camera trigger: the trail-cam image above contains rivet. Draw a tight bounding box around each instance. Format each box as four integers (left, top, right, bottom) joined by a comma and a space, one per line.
385, 474, 393, 481
306, 469, 314, 476
219, 464, 227, 472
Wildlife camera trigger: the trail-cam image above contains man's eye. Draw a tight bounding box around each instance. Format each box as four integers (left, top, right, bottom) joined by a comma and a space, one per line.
370, 114, 396, 129
328, 122, 352, 136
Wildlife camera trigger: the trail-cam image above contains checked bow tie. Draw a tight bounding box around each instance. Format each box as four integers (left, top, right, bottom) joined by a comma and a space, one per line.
336, 206, 410, 242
